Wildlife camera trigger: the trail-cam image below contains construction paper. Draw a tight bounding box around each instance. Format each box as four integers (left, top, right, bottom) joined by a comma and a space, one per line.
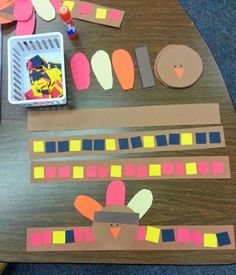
71, 1, 125, 28
27, 225, 234, 251
29, 126, 225, 159
127, 190, 153, 219
112, 49, 134, 91
63, 1, 74, 11
16, 11, 36, 36
135, 47, 155, 88
31, 156, 231, 183
13, 0, 33, 21
154, 44, 203, 88
28, 104, 221, 132
50, 0, 62, 11
91, 50, 113, 90
70, 52, 90, 91
26, 181, 234, 251
31, 0, 56, 21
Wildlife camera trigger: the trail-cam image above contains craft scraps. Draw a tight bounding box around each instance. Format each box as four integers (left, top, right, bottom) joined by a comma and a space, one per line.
24, 55, 63, 100
27, 181, 234, 251
13, 0, 33, 21
154, 44, 203, 88
91, 50, 113, 90
29, 126, 225, 159
71, 1, 125, 28
135, 46, 155, 88
70, 52, 90, 91
31, 156, 230, 183
31, 0, 56, 21
112, 49, 135, 91
27, 103, 221, 131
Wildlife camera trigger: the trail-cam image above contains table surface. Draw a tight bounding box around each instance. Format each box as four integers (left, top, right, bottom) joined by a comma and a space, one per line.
1, 0, 236, 265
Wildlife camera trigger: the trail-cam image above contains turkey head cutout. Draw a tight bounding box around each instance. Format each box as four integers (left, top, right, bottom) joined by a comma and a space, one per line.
74, 181, 153, 249
154, 44, 203, 88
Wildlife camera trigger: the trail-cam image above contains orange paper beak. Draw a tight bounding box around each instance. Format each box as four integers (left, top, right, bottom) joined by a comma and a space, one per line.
110, 227, 121, 239
174, 67, 184, 79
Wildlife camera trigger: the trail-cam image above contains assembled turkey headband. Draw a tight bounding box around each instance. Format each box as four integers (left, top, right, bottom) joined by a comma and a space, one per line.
27, 181, 235, 251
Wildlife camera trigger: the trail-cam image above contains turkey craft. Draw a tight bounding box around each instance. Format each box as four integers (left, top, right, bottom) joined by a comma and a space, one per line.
74, 180, 153, 249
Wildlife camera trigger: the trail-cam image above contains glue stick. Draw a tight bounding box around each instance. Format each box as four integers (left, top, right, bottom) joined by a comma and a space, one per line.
59, 6, 78, 39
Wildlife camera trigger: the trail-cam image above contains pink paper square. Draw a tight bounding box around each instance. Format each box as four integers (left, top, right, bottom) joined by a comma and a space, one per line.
97, 166, 109, 178
45, 167, 56, 178
176, 228, 190, 243
212, 162, 224, 175
162, 162, 174, 175
83, 227, 95, 242
86, 166, 97, 178
74, 228, 83, 243
31, 232, 41, 246
58, 166, 71, 178
108, 9, 121, 21
79, 3, 92, 14
198, 162, 209, 175
175, 162, 185, 175
124, 165, 136, 177
137, 165, 148, 178
190, 230, 203, 246
136, 226, 146, 240
42, 230, 52, 244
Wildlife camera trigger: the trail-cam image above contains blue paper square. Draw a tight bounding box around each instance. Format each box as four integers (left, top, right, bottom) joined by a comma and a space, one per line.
217, 231, 231, 246
66, 230, 75, 243
196, 133, 207, 144
94, 139, 105, 150
118, 138, 129, 150
58, 141, 69, 152
209, 132, 221, 144
156, 135, 167, 146
131, 136, 143, 148
82, 139, 93, 151
161, 229, 175, 242
45, 141, 56, 153
169, 134, 180, 145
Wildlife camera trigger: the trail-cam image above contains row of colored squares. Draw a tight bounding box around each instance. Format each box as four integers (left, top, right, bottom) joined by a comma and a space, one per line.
138, 226, 231, 247
33, 161, 225, 179
73, 1, 122, 21
29, 227, 231, 248
32, 132, 222, 153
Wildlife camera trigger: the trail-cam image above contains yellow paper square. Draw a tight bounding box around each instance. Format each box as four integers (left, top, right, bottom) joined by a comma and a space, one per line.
181, 133, 193, 145
73, 166, 84, 179
105, 139, 116, 151
143, 136, 155, 148
185, 162, 197, 175
110, 165, 122, 178
96, 8, 107, 19
53, 231, 66, 244
63, 1, 75, 11
204, 233, 217, 248
69, 140, 81, 152
34, 167, 45, 179
145, 226, 160, 243
149, 164, 161, 176
33, 141, 45, 153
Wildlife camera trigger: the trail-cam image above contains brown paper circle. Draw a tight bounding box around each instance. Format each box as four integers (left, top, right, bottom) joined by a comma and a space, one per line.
155, 45, 203, 88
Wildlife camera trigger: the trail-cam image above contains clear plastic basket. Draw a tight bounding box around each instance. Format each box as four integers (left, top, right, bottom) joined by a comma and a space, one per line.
7, 32, 67, 107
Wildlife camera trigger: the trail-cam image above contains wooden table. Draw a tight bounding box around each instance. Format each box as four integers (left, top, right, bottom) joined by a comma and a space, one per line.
0, 0, 236, 264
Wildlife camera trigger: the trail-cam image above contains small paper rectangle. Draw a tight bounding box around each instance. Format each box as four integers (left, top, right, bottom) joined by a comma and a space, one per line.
53, 231, 66, 244
97, 166, 109, 178
31, 232, 41, 246
33, 141, 45, 153
136, 226, 146, 240
34, 167, 45, 179
198, 162, 209, 175
108, 9, 122, 21
69, 140, 81, 152
143, 136, 155, 148
45, 167, 56, 178
176, 228, 190, 243
145, 226, 160, 243
137, 165, 148, 178
105, 139, 116, 151
84, 227, 95, 242
42, 231, 52, 245
181, 133, 193, 145
86, 166, 97, 178
110, 165, 122, 178
190, 231, 203, 246
59, 166, 71, 178
73, 166, 84, 179
79, 2, 92, 14
149, 164, 161, 176
135, 46, 155, 88
162, 162, 174, 175
124, 165, 136, 177
212, 162, 224, 175
96, 8, 107, 19
185, 162, 197, 175
74, 228, 83, 242
204, 233, 218, 248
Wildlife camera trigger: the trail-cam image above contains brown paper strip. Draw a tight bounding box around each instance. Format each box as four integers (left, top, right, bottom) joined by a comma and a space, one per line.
31, 156, 230, 183
71, 1, 125, 28
27, 104, 221, 132
29, 126, 225, 159
26, 225, 235, 251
